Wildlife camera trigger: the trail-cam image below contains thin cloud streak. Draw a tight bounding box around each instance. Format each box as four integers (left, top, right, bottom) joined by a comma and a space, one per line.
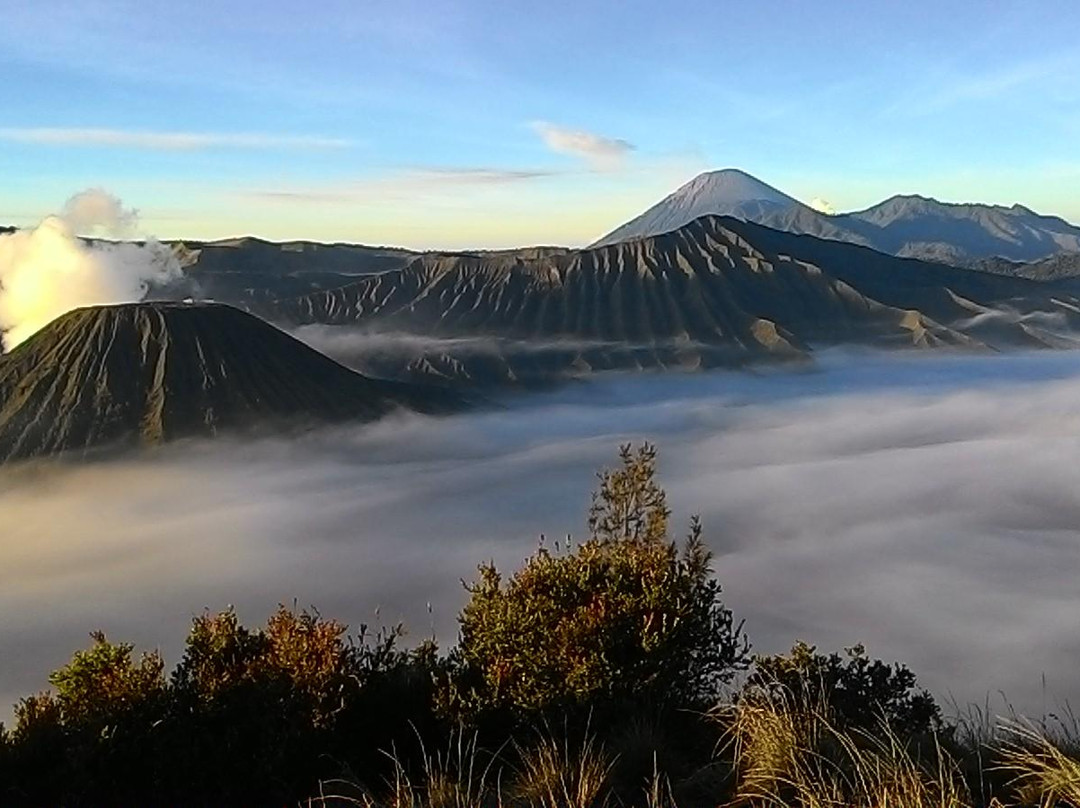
881, 50, 1080, 118
244, 166, 565, 205
0, 128, 354, 151
531, 121, 635, 169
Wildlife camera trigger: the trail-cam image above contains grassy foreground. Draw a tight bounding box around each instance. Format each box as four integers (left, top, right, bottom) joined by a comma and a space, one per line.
1, 444, 1076, 807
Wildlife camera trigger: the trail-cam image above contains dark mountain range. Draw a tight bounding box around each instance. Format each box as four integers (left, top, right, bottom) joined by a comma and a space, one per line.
270, 215, 1080, 386
591, 170, 1080, 264
843, 196, 1080, 263
162, 237, 574, 307
0, 302, 458, 462
165, 237, 420, 306
973, 252, 1080, 281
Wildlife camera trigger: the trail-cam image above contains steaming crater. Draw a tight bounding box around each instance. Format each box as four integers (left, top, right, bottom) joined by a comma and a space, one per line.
0, 190, 180, 351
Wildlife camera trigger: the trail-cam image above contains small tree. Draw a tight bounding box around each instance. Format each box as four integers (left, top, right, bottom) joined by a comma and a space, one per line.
452, 443, 749, 720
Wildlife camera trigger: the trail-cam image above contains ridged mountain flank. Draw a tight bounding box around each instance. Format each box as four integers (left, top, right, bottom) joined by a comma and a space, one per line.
0, 302, 457, 462
270, 217, 1080, 385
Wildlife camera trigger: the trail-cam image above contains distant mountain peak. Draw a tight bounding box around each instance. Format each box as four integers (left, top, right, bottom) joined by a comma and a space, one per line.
665, 168, 796, 205
594, 173, 1080, 262
590, 168, 802, 247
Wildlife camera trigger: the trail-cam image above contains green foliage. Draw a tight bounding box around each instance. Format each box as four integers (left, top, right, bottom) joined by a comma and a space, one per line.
588, 442, 669, 543
10, 631, 165, 743
166, 604, 437, 804
743, 641, 943, 739
0, 607, 442, 807
45, 630, 166, 727
3, 632, 168, 806
172, 604, 369, 726
451, 442, 749, 720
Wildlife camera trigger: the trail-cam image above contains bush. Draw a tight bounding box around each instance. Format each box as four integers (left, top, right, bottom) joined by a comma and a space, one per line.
10, 441, 1033, 808
0, 607, 442, 806
167, 604, 440, 804
450, 443, 750, 722
6, 632, 168, 805
742, 641, 943, 739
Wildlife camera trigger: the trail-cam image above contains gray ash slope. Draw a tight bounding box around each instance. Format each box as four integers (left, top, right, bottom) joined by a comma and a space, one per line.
165, 237, 576, 308
271, 216, 1080, 385
0, 302, 460, 463
166, 237, 419, 306
592, 169, 1080, 264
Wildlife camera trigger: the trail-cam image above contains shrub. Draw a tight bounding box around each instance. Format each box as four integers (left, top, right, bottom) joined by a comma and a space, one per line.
450, 443, 749, 721
0, 607, 442, 806
172, 604, 363, 725
742, 641, 943, 739
4, 632, 168, 804
18, 630, 166, 733
167, 604, 437, 803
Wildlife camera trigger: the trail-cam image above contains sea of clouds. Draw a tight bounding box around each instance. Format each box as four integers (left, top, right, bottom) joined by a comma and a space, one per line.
2, 348, 1079, 721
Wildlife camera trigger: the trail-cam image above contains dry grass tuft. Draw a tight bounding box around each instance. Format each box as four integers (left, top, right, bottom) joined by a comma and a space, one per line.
512, 729, 614, 808
719, 687, 970, 808
306, 731, 500, 808
996, 721, 1080, 808
306, 705, 1080, 808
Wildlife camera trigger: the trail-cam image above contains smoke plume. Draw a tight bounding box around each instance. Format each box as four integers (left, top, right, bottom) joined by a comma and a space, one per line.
0, 189, 181, 352
60, 188, 140, 237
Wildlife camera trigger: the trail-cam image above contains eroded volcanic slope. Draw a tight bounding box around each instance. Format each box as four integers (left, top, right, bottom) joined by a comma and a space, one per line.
271, 216, 1079, 385
0, 302, 456, 462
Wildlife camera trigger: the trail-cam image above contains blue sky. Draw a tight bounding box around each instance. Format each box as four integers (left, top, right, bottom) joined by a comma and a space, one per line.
1, 0, 1078, 248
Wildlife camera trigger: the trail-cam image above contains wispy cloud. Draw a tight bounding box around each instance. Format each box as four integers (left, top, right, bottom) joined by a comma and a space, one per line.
882, 51, 1080, 118
406, 167, 558, 184
0, 128, 354, 151
531, 121, 635, 170
245, 166, 563, 205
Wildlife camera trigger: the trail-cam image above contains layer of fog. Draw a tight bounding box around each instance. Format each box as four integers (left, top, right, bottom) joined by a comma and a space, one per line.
3, 349, 1080, 720
290, 324, 729, 358
0, 189, 180, 351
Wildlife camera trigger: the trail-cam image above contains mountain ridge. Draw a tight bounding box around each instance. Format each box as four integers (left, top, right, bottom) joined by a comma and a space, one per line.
269, 215, 1080, 386
592, 170, 1080, 264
